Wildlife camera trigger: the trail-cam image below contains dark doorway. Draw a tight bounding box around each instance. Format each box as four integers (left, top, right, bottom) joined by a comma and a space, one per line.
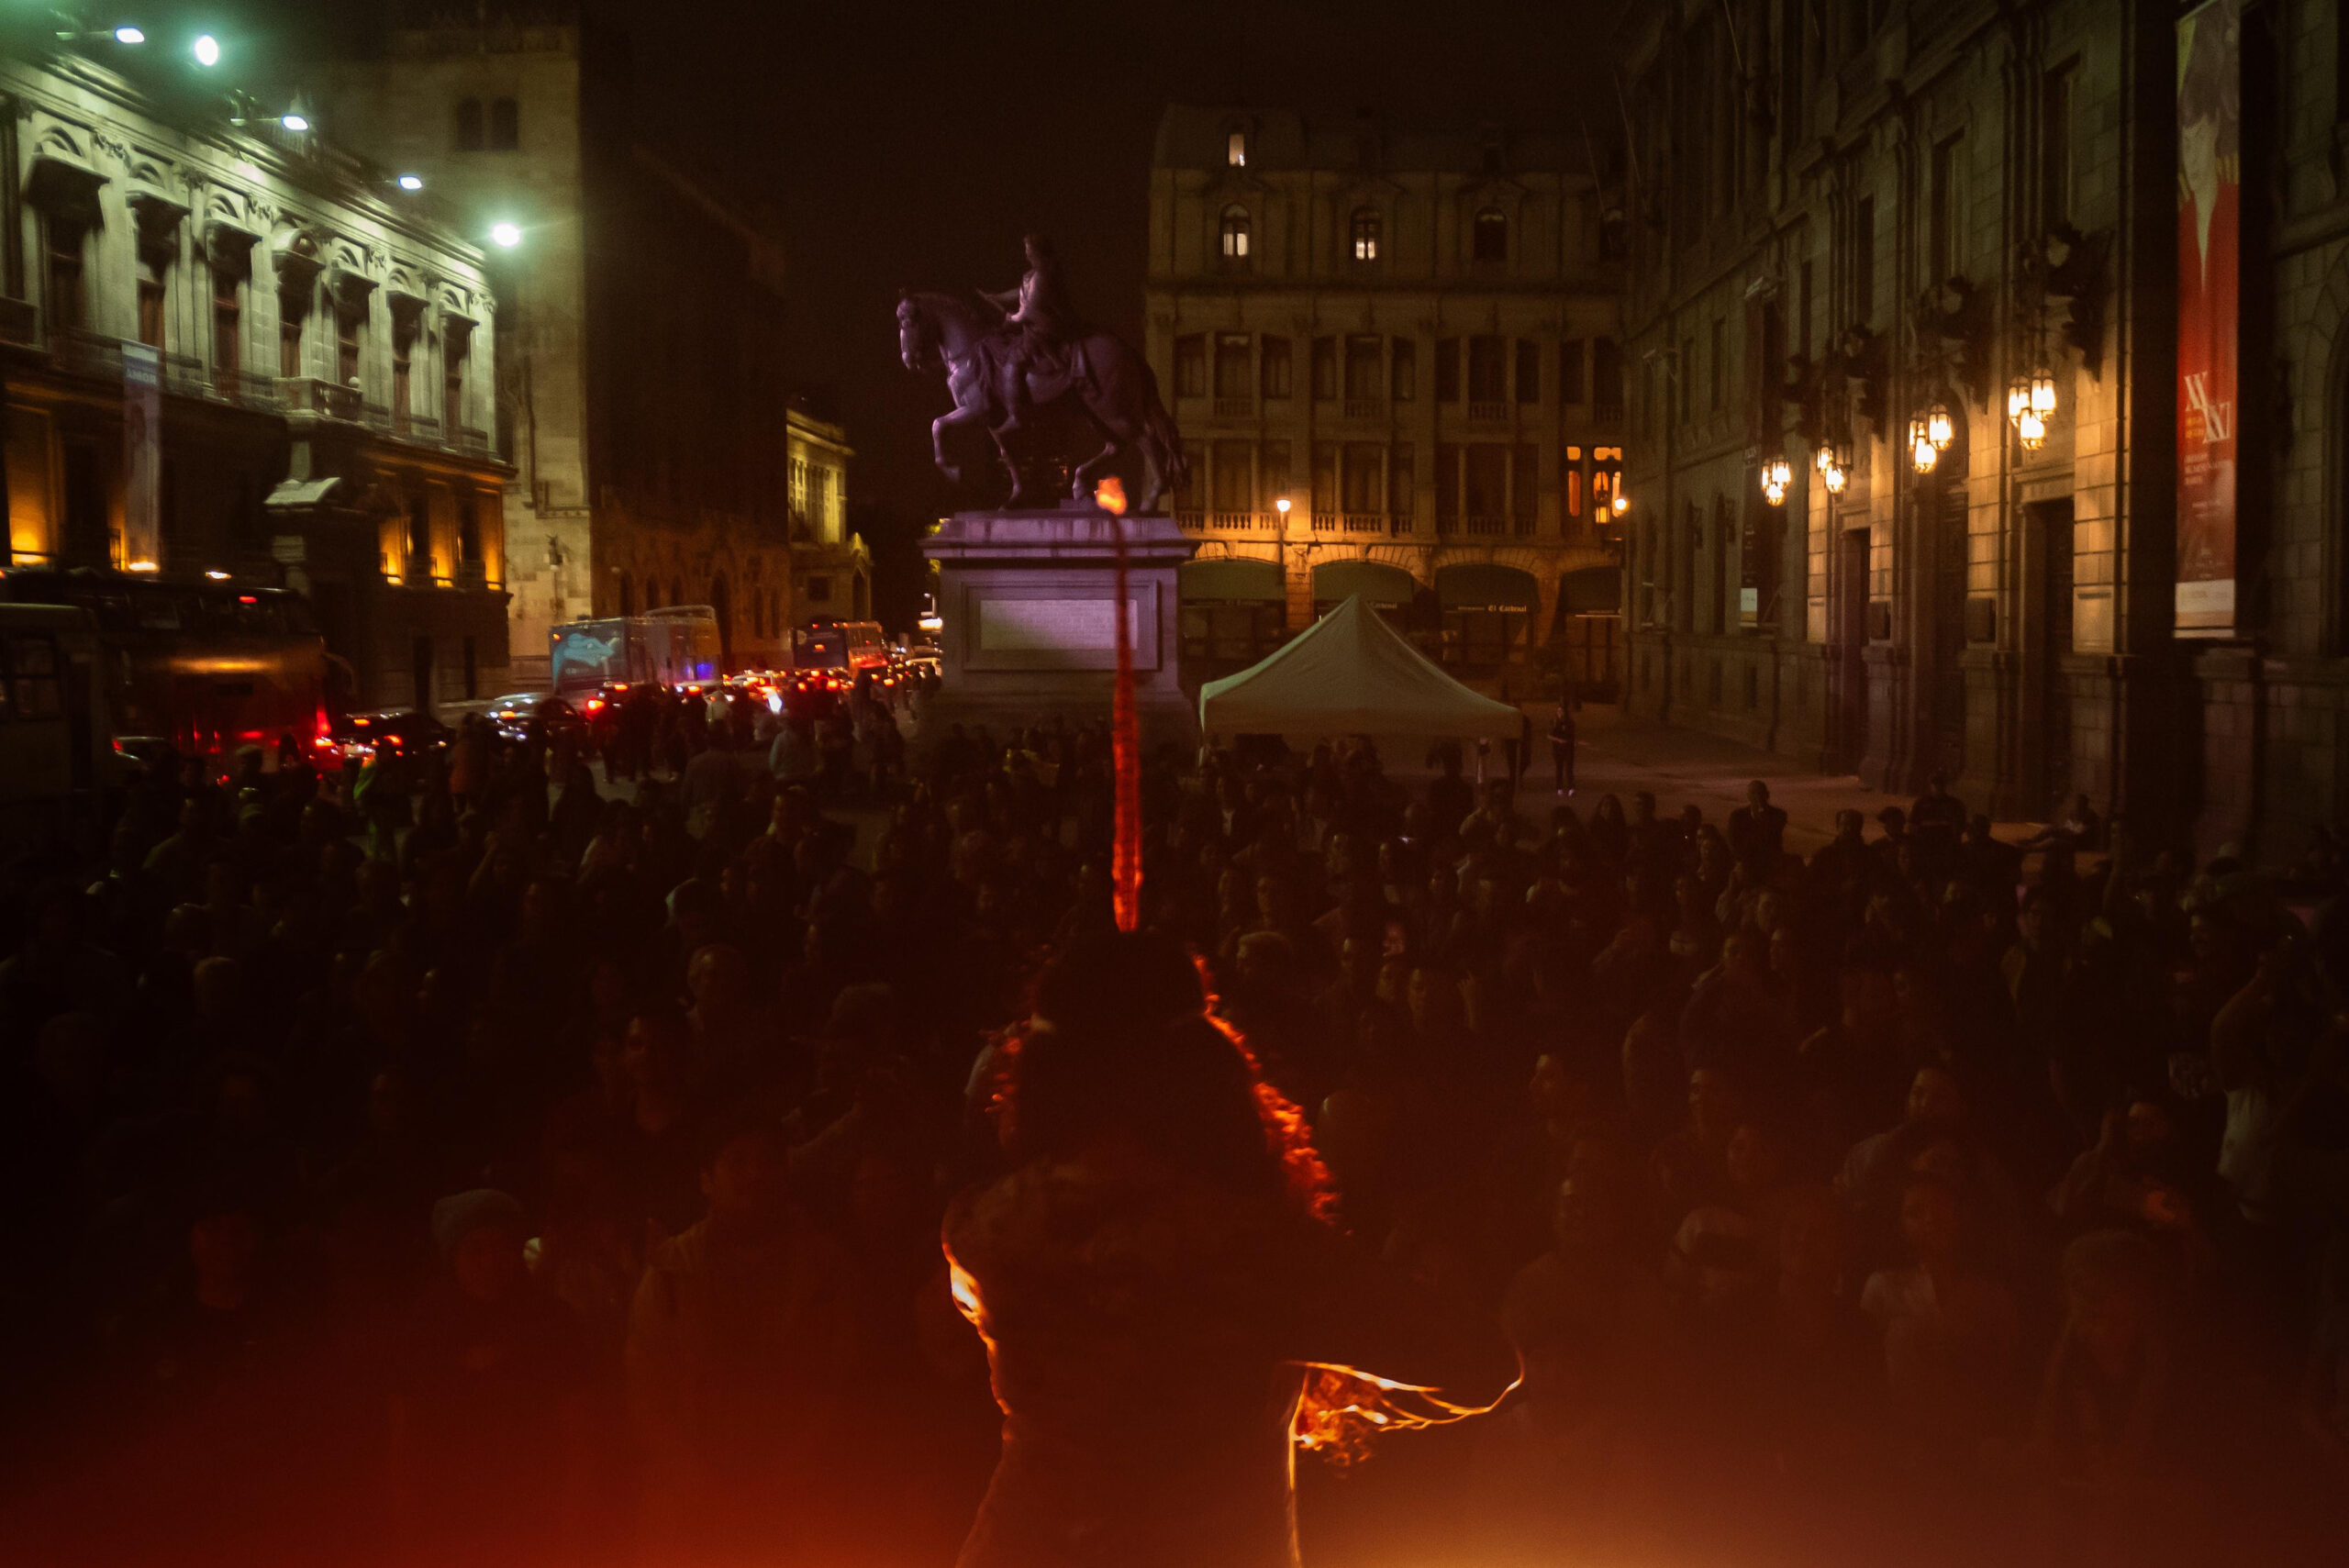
61, 438, 104, 564
1833, 527, 1869, 772
1931, 487, 1968, 781
411, 635, 435, 715
2031, 498, 2076, 816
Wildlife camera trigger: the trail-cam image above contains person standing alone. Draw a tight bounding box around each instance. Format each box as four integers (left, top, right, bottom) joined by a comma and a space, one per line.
1549, 703, 1577, 796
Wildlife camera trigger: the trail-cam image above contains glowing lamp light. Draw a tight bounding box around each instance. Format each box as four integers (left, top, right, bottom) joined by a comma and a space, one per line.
2030, 368, 2057, 417
1275, 495, 1293, 517
114, 26, 145, 44
2006, 376, 2030, 425
192, 34, 220, 66
280, 113, 309, 131
127, 560, 160, 573
1821, 446, 1849, 495
205, 568, 229, 580
1760, 455, 1791, 507
2018, 409, 2048, 451
1093, 476, 1128, 515
1909, 417, 1938, 474
489, 221, 523, 249
1926, 403, 1954, 451
1815, 445, 1836, 475
1610, 493, 1630, 517
397, 173, 424, 192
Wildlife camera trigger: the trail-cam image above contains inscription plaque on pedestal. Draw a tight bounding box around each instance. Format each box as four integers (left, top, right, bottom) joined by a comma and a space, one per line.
919, 506, 1195, 747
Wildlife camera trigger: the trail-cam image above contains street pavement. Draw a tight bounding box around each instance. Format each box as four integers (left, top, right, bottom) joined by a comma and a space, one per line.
1494, 703, 2043, 859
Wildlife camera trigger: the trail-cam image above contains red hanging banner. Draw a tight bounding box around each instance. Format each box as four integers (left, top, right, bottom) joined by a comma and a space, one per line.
2176, 0, 2240, 636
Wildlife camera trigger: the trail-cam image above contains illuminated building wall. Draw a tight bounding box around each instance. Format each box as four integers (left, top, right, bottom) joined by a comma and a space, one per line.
0, 44, 510, 711
1146, 106, 1630, 695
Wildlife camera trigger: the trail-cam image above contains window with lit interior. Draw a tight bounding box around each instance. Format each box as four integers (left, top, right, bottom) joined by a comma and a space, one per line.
1227, 129, 1247, 167
1219, 206, 1251, 261
1352, 208, 1381, 262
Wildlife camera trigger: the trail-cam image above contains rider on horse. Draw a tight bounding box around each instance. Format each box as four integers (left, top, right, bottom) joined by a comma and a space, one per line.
979, 234, 1085, 432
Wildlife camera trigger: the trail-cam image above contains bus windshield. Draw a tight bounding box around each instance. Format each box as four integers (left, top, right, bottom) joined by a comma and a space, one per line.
792, 628, 848, 670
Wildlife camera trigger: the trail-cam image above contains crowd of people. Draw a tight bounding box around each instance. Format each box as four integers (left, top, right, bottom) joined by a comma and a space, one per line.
2, 678, 2346, 1566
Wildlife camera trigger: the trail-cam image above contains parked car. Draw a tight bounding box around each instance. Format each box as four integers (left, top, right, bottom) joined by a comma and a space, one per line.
484, 691, 584, 747
329, 708, 450, 762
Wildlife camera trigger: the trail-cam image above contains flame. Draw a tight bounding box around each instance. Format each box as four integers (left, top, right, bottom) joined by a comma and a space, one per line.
1093, 476, 1128, 515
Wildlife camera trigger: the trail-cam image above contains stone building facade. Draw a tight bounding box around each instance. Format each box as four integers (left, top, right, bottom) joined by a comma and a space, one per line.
1620, 0, 2349, 858
785, 405, 870, 625
0, 45, 509, 709
1145, 106, 1629, 694
291, 1, 806, 684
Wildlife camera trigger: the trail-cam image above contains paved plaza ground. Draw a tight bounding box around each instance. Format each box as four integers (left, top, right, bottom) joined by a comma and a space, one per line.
1505, 702, 2043, 856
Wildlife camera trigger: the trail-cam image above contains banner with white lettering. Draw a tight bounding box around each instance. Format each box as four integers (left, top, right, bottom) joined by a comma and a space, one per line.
2176, 0, 2239, 635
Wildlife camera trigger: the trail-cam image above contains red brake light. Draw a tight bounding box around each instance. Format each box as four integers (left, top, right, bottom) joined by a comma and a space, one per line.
585, 698, 605, 712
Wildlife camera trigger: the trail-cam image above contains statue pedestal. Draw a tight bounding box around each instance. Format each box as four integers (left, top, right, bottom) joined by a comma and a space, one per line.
918, 506, 1197, 752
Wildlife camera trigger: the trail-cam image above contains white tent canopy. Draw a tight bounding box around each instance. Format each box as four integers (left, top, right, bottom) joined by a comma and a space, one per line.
1198, 594, 1524, 740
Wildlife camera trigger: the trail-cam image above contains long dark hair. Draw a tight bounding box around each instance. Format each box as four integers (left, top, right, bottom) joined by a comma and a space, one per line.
992, 930, 1332, 1221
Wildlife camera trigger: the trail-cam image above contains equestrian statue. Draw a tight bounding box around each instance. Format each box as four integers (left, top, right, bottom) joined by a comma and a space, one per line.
897, 235, 1188, 512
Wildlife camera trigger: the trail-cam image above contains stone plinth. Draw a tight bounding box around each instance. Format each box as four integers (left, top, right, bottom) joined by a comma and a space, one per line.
919, 506, 1198, 751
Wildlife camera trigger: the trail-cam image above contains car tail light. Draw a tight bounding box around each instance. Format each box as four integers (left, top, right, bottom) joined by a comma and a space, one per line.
585, 698, 605, 713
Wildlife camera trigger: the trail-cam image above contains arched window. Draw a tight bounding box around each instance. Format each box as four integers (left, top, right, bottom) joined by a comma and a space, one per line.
1226, 129, 1247, 168
453, 98, 484, 151
1219, 206, 1251, 262
489, 97, 519, 151
1351, 207, 1381, 262
1473, 207, 1508, 263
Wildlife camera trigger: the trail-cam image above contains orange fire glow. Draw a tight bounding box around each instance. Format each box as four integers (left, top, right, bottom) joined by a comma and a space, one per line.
1093, 476, 1128, 515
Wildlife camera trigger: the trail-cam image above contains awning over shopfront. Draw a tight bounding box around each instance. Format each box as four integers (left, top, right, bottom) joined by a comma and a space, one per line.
1557, 565, 1623, 614
1311, 557, 1418, 607
1179, 557, 1286, 602
1435, 562, 1540, 612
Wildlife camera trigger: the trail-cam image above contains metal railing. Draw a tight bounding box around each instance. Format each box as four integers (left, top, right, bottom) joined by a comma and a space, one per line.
1466, 400, 1508, 422
1340, 512, 1385, 535
280, 376, 364, 421
1463, 515, 1508, 537
1206, 509, 1258, 529
1212, 395, 1253, 418
1341, 397, 1384, 420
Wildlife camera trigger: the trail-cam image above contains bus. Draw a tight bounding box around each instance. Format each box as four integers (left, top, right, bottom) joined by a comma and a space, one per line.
0, 570, 332, 769
549, 605, 723, 695
0, 603, 114, 853
789, 619, 889, 675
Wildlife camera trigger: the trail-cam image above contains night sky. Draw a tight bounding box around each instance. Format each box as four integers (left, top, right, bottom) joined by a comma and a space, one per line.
228, 0, 1622, 612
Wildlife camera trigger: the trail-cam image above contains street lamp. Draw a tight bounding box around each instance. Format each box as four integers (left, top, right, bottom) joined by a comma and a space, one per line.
397, 174, 425, 191
1759, 454, 1791, 506
1610, 492, 1629, 517
1909, 415, 1938, 474
280, 112, 309, 131
490, 220, 523, 249
1274, 495, 1291, 520
114, 26, 145, 44
192, 33, 220, 66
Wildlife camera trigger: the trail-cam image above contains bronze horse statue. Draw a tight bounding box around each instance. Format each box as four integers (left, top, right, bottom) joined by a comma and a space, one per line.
896, 289, 1188, 512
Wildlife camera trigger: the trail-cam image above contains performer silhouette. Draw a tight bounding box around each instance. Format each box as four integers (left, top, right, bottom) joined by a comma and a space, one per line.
947, 932, 1518, 1568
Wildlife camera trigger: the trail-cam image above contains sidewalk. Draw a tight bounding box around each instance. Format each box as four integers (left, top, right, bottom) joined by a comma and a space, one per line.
1502, 704, 2043, 859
